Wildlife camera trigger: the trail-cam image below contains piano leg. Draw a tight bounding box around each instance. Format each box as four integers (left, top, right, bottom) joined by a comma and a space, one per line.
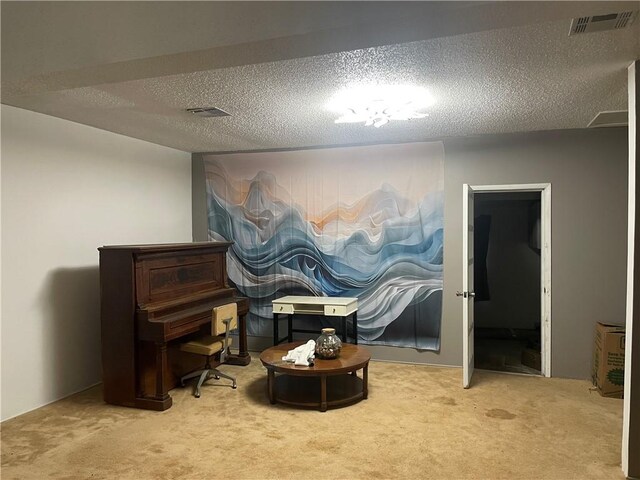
134, 341, 172, 411
225, 312, 251, 366
154, 342, 171, 401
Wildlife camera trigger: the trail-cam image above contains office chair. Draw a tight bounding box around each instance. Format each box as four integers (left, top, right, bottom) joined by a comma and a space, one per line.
180, 302, 238, 398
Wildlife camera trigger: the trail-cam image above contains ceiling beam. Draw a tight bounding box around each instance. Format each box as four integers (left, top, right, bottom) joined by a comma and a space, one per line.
2, 1, 636, 101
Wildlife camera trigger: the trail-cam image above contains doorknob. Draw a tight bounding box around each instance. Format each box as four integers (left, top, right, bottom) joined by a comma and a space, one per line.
456, 291, 475, 298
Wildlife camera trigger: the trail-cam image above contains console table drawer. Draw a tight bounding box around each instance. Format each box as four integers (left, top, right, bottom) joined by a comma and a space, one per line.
324, 304, 352, 316
273, 303, 294, 314
272, 295, 359, 345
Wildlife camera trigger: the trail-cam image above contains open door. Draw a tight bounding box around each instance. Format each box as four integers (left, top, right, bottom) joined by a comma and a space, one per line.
460, 183, 551, 385
461, 184, 475, 388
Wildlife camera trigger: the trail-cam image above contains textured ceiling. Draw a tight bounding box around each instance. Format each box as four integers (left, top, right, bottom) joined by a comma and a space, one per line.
2, 2, 639, 153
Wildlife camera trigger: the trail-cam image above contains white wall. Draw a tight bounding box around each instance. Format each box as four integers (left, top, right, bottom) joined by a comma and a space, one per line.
1, 105, 192, 421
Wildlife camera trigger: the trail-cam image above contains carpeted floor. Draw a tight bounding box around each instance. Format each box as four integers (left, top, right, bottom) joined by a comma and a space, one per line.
1, 355, 625, 480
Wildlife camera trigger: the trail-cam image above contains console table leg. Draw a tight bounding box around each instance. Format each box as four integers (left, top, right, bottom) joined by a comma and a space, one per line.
268, 370, 276, 404
363, 364, 368, 400
341, 316, 347, 343
273, 313, 279, 346
353, 311, 358, 345
320, 375, 327, 412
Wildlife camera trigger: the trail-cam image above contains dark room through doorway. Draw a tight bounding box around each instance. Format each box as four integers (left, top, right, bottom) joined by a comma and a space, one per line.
473, 191, 542, 375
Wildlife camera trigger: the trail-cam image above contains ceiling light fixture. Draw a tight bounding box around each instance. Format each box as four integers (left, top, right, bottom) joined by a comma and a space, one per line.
327, 84, 435, 128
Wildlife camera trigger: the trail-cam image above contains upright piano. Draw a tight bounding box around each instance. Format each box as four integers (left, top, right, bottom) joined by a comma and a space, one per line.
99, 242, 250, 411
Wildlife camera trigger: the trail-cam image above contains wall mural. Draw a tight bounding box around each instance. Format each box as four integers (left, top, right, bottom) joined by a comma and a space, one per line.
204, 141, 444, 350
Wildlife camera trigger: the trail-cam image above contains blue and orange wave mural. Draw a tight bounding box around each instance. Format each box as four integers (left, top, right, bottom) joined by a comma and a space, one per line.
204, 142, 444, 350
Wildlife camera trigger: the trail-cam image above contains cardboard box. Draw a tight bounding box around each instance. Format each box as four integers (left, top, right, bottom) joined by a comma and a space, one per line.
592, 322, 626, 398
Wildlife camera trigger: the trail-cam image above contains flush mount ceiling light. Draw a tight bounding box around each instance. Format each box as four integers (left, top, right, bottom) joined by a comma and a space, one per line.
327, 84, 435, 128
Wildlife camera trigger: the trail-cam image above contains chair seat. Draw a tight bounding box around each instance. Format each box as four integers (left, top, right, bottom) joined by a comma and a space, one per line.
180, 335, 233, 356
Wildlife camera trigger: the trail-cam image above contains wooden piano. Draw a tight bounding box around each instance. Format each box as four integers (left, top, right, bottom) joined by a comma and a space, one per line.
99, 242, 250, 411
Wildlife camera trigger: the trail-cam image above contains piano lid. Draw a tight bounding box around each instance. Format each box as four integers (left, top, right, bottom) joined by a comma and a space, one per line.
99, 241, 233, 253
120, 242, 234, 308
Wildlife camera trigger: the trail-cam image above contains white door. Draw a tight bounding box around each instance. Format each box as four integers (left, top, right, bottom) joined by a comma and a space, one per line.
461, 184, 475, 388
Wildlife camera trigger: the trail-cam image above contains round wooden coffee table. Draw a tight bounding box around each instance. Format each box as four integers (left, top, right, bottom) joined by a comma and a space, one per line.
260, 342, 371, 412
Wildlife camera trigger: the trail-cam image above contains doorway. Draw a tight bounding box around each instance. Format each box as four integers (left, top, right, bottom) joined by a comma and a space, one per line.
474, 191, 542, 375
462, 184, 551, 387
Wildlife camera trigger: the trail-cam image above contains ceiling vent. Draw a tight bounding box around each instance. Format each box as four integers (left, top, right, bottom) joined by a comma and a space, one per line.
587, 110, 628, 128
186, 107, 231, 118
569, 11, 637, 35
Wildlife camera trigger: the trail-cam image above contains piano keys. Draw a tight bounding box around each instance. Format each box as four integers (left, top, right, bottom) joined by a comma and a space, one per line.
99, 242, 250, 411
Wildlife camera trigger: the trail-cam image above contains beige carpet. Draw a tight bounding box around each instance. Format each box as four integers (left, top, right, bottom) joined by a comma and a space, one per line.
1, 356, 624, 480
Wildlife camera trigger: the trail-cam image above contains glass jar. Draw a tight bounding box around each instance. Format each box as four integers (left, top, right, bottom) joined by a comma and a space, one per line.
315, 328, 342, 359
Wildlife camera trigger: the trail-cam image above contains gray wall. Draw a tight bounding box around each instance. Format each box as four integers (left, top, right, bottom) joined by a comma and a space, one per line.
445, 128, 628, 379
193, 127, 628, 379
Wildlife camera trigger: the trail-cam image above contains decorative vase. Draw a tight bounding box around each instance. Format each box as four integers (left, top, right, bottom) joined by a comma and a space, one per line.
315, 328, 342, 359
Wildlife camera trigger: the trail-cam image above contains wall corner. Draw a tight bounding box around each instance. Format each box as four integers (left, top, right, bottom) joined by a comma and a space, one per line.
192, 153, 208, 242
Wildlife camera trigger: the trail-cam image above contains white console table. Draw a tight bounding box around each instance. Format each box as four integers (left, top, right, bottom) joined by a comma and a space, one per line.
271, 296, 358, 345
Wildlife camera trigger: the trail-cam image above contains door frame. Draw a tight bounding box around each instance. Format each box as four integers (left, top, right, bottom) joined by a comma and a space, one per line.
462, 184, 475, 388
464, 183, 552, 378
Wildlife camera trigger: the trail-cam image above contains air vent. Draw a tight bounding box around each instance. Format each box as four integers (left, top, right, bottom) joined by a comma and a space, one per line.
587, 110, 628, 128
186, 107, 231, 118
569, 11, 638, 35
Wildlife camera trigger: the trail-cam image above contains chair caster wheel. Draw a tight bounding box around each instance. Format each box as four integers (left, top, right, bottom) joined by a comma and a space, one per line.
180, 382, 185, 387
232, 384, 237, 389
214, 375, 220, 380
195, 394, 200, 398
